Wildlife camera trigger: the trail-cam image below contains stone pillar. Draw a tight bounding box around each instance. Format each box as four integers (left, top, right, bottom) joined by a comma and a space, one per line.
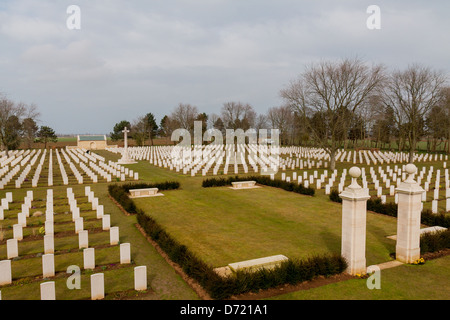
395, 164, 424, 264
339, 167, 370, 275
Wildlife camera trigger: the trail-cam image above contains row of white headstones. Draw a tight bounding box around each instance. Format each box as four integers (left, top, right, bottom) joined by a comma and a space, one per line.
0, 186, 147, 300
277, 163, 450, 213
0, 147, 139, 190
106, 145, 448, 177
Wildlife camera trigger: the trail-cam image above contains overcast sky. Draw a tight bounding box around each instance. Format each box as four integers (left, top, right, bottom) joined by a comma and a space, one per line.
0, 0, 449, 135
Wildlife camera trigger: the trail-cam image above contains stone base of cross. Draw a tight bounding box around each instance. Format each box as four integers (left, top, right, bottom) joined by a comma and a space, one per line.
118, 149, 137, 164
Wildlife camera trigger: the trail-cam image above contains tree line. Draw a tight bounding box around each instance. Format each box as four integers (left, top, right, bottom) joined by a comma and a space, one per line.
0, 94, 58, 151
111, 58, 449, 170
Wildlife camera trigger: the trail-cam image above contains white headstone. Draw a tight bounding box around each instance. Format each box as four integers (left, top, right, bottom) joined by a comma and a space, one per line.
1, 198, 9, 210
134, 266, 147, 291
40, 281, 56, 300
75, 217, 84, 234
83, 248, 95, 270
78, 230, 89, 249
17, 212, 27, 227
7, 239, 18, 259
90, 273, 104, 300
102, 215, 110, 231
13, 224, 23, 241
110, 227, 119, 245
0, 260, 12, 286
44, 235, 54, 254
120, 243, 131, 264
96, 205, 104, 219
42, 254, 55, 278
45, 220, 54, 235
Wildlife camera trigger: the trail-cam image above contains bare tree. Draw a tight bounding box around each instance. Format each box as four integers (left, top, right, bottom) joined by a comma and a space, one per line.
280, 58, 385, 170
131, 115, 148, 146
221, 102, 256, 130
381, 64, 447, 162
0, 95, 39, 151
170, 103, 199, 133
439, 87, 450, 153
267, 105, 294, 145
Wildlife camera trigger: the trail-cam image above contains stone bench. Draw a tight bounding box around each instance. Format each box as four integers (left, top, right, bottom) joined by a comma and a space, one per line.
228, 255, 288, 273
387, 226, 447, 240
129, 188, 163, 198
230, 181, 258, 190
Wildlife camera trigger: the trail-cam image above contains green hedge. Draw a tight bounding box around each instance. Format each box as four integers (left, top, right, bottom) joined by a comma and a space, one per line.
136, 209, 346, 299
108, 181, 180, 214
420, 229, 450, 253
108, 184, 137, 213
329, 189, 342, 203
120, 181, 180, 192
202, 175, 315, 196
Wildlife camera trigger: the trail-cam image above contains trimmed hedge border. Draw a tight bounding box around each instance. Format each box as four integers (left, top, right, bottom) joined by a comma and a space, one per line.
108, 181, 180, 214
136, 209, 347, 299
202, 175, 315, 196
108, 180, 347, 299
420, 229, 450, 254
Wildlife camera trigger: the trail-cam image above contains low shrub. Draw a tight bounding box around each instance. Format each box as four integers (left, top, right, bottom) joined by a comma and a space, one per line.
202, 175, 315, 196
367, 198, 398, 217
329, 189, 342, 203
108, 181, 180, 214
420, 229, 450, 253
108, 184, 137, 213
121, 181, 180, 192
421, 210, 450, 229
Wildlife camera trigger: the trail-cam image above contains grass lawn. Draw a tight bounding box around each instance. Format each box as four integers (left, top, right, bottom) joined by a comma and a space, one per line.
131, 164, 399, 268
269, 255, 450, 300
0, 173, 199, 300
1, 148, 449, 300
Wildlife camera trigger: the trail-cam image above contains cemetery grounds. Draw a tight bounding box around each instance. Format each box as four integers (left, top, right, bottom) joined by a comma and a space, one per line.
0, 147, 449, 300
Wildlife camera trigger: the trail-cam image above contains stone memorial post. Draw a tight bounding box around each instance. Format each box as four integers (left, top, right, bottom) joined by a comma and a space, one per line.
339, 167, 370, 275
395, 164, 425, 263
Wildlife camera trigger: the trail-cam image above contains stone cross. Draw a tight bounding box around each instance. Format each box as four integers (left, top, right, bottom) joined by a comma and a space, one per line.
122, 127, 130, 150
